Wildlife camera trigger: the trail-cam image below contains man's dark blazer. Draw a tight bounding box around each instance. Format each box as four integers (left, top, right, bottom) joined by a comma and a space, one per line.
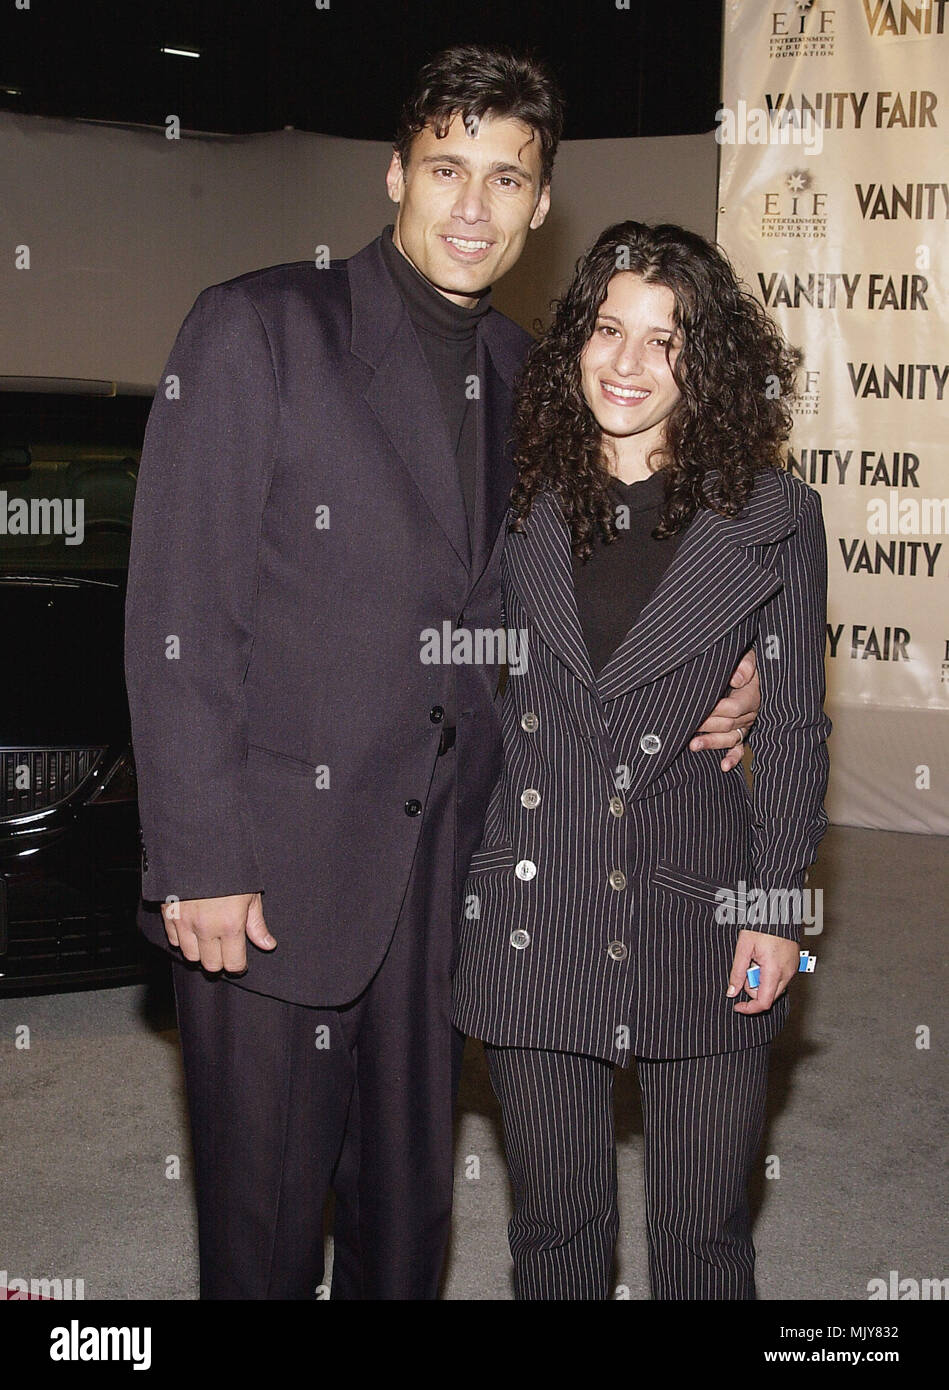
451, 469, 832, 1062
124, 233, 532, 1006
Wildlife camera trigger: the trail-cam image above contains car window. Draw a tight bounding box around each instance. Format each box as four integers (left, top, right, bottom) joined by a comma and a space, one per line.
0, 448, 140, 572
0, 392, 150, 573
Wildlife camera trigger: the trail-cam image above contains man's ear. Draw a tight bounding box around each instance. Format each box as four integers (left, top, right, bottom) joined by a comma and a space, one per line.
529, 182, 551, 231
385, 150, 405, 205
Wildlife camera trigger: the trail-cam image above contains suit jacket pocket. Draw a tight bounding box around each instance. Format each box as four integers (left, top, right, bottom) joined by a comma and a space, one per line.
245, 743, 318, 780
467, 844, 516, 875
652, 858, 734, 907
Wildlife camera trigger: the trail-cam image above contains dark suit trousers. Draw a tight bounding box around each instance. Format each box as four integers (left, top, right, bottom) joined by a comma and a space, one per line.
484, 1040, 771, 1300
170, 743, 464, 1300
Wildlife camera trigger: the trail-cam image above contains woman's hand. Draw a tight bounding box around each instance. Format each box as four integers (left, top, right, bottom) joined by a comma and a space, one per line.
726, 929, 799, 1014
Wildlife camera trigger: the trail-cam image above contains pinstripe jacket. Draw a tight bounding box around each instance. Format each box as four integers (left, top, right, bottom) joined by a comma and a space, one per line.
451, 467, 831, 1062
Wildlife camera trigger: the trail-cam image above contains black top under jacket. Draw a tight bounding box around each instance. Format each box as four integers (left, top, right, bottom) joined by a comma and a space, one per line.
571, 468, 683, 677
379, 224, 492, 546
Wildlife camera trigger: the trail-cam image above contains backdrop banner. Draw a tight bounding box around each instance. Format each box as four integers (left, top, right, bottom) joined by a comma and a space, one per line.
717, 0, 948, 834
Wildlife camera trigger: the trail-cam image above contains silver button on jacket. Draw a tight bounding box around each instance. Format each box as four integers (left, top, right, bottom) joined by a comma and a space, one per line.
451, 472, 832, 1065
510, 929, 531, 950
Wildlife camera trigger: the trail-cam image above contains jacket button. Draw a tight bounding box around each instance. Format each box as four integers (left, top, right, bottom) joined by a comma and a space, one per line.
429, 706, 445, 724
640, 733, 661, 755
510, 929, 531, 950
608, 869, 627, 891
515, 859, 537, 881
521, 712, 539, 732
609, 796, 625, 817
404, 799, 422, 816
607, 940, 628, 961
520, 788, 541, 809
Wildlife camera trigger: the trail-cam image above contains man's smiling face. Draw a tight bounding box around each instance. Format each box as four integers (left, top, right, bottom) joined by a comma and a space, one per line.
385, 111, 550, 306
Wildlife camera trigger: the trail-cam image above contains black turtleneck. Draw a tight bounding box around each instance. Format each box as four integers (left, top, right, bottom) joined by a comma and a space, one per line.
379, 225, 492, 545
571, 468, 683, 678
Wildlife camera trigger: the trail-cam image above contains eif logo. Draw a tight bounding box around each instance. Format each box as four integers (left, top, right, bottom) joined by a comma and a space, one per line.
787, 350, 821, 418
771, 4, 834, 38
768, 3, 836, 60
761, 168, 829, 240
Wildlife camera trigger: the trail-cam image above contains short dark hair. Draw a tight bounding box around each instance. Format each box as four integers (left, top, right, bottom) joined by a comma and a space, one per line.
395, 44, 564, 188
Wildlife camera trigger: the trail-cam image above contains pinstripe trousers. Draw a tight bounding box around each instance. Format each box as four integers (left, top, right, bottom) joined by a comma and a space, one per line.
485, 1040, 771, 1300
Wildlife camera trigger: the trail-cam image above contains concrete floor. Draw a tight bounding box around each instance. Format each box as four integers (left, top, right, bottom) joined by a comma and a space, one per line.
1, 825, 945, 1300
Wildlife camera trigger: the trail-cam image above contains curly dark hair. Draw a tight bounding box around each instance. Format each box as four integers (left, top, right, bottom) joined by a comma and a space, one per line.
509, 220, 798, 559
395, 44, 564, 189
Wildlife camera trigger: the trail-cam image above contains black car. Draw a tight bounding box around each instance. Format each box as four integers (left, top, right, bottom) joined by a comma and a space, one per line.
0, 377, 155, 992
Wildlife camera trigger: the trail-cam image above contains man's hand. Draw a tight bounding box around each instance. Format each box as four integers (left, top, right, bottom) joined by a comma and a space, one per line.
161, 892, 276, 974
726, 929, 798, 1014
689, 648, 760, 772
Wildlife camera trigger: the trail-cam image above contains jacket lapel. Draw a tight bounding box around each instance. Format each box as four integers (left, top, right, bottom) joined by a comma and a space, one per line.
505, 488, 598, 691
507, 471, 796, 701
347, 236, 471, 570
596, 488, 792, 699
469, 331, 518, 584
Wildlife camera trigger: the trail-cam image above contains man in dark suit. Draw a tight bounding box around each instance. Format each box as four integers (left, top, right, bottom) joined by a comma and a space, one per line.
124, 45, 760, 1300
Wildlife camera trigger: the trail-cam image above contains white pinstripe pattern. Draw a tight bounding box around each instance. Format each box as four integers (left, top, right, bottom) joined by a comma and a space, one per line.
639, 1043, 770, 1299
486, 1040, 771, 1300
451, 467, 832, 1063
485, 1045, 618, 1300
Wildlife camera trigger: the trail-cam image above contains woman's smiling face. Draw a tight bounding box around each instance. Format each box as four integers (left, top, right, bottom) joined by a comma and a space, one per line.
580, 272, 683, 460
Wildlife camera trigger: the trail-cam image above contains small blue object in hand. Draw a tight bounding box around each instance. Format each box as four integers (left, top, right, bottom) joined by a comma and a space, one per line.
745, 951, 817, 990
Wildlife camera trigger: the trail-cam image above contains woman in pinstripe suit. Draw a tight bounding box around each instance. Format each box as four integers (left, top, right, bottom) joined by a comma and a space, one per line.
452, 221, 831, 1300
